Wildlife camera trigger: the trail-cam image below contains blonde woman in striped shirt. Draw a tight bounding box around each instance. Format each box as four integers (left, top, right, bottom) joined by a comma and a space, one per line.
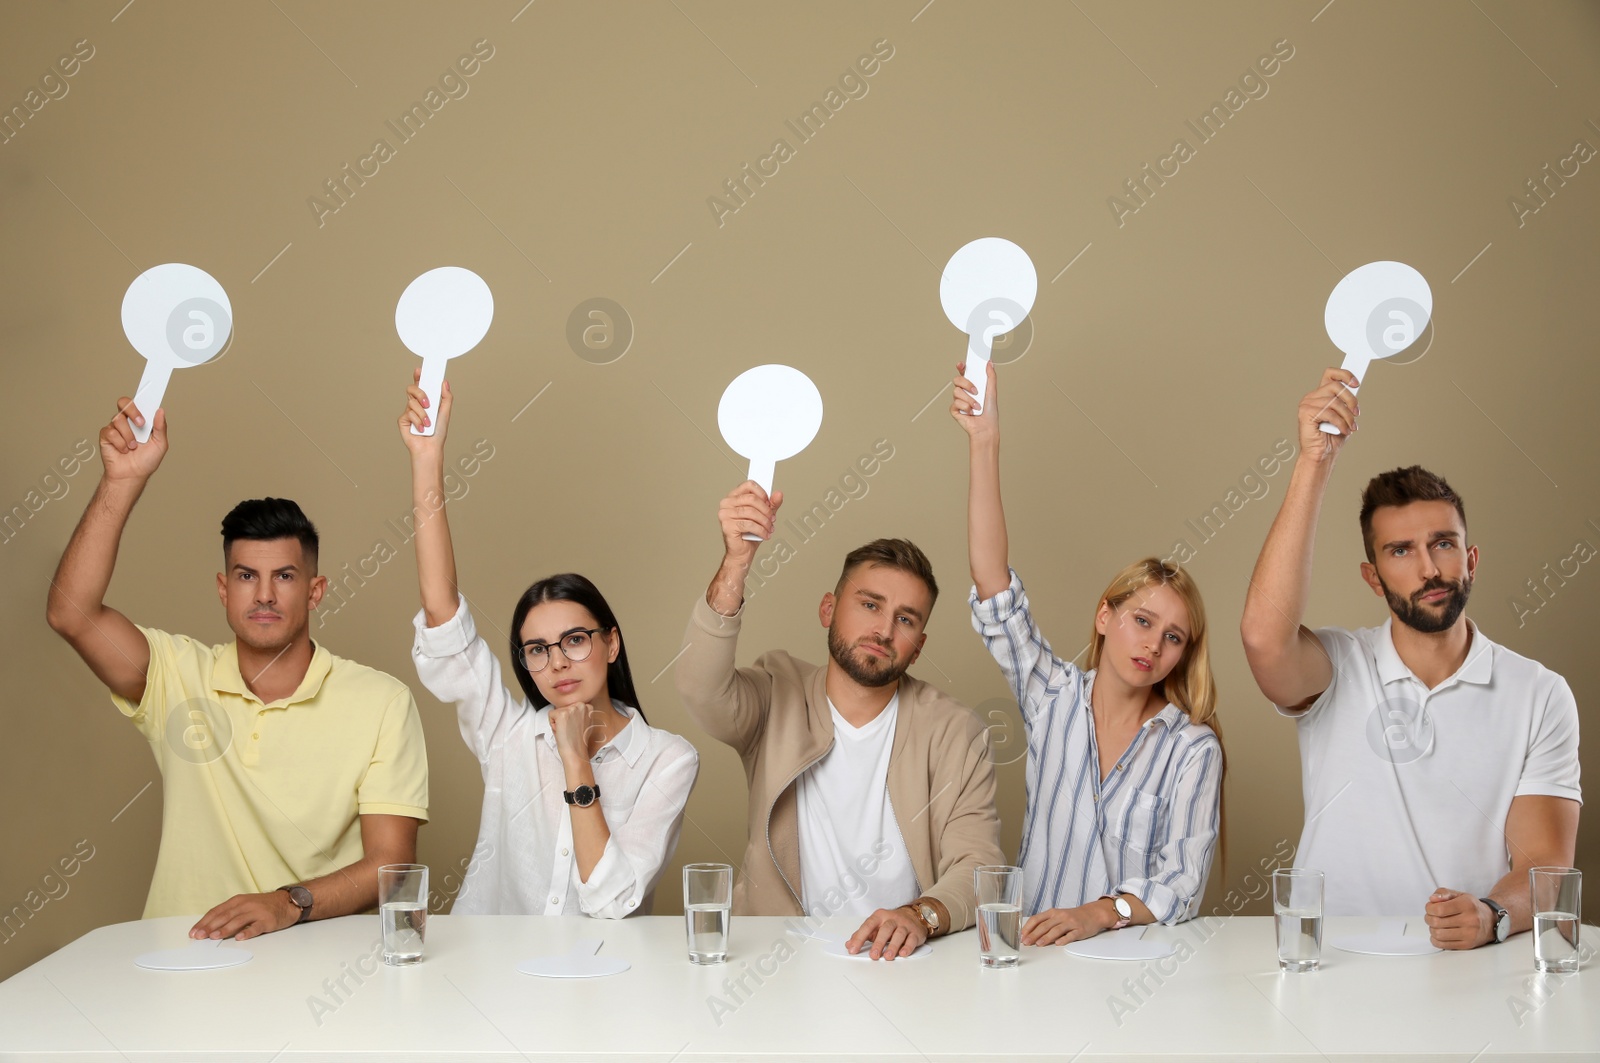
950, 361, 1224, 945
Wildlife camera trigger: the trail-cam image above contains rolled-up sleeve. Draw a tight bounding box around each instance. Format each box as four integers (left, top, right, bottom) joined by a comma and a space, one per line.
410, 594, 522, 766
1113, 734, 1223, 924
575, 740, 701, 918
969, 570, 1079, 750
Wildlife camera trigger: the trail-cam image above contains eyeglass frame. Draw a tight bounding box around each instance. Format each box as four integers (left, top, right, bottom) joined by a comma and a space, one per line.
517, 627, 610, 672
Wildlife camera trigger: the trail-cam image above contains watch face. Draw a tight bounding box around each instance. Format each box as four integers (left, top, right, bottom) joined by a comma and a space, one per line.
575, 785, 597, 807
289, 886, 312, 908
1114, 897, 1133, 920
918, 904, 938, 928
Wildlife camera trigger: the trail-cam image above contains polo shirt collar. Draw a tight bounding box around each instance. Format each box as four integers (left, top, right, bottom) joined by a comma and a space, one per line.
211, 641, 333, 706
535, 700, 646, 765
1377, 617, 1494, 689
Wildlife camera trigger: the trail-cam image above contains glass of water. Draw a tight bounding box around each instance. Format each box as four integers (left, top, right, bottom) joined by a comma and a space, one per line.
974, 865, 1022, 969
1272, 868, 1324, 972
683, 863, 732, 965
378, 863, 429, 966
1530, 867, 1581, 974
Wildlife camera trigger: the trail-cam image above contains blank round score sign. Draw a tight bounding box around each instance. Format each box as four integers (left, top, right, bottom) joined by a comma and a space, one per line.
717, 364, 823, 539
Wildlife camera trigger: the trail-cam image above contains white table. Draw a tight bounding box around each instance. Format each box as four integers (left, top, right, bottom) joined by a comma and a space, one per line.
0, 914, 1593, 1060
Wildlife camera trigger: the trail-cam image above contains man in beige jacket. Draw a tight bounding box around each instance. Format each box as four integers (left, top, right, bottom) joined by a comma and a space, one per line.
675, 481, 1004, 960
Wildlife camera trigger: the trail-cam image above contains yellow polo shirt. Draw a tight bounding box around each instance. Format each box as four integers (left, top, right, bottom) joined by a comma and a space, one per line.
112, 626, 429, 918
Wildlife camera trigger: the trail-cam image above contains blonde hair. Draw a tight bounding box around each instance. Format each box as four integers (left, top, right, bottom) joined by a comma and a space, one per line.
1085, 558, 1226, 871
1085, 558, 1217, 728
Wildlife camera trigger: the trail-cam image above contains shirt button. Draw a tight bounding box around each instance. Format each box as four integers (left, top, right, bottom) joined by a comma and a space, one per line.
550, 897, 559, 905
252, 733, 260, 740
626, 899, 637, 909
561, 848, 569, 857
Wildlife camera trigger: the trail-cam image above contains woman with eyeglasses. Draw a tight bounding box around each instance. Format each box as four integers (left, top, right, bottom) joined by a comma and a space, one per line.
397, 372, 699, 917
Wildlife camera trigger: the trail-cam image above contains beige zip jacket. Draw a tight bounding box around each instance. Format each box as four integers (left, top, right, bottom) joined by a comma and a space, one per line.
675, 595, 1004, 933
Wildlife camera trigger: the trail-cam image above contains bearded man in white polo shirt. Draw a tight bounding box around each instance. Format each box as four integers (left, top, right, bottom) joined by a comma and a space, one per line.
1241, 368, 1580, 949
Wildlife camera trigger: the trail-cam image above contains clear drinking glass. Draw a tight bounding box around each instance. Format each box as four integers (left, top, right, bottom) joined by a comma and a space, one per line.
378, 863, 429, 966
683, 863, 732, 964
974, 865, 1022, 969
1529, 867, 1581, 974
1272, 868, 1324, 972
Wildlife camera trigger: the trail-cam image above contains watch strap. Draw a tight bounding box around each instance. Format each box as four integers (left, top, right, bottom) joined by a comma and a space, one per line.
902, 897, 949, 939
277, 885, 312, 924
1101, 894, 1133, 930
1479, 896, 1509, 943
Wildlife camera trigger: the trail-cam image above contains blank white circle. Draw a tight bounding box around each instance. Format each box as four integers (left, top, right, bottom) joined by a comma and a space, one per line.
395, 267, 494, 359
121, 263, 233, 366
940, 238, 1037, 332
1324, 261, 1432, 363
717, 364, 824, 461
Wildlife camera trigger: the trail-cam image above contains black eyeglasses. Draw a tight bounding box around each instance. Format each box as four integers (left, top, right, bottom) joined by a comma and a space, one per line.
518, 628, 606, 671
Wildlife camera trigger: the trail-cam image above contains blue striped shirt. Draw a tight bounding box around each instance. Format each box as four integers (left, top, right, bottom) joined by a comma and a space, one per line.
970, 570, 1223, 923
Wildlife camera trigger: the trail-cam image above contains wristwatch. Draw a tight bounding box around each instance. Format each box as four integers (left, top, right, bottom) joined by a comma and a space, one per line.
563, 784, 601, 808
1102, 894, 1133, 930
277, 884, 313, 925
1479, 896, 1510, 944
902, 898, 942, 937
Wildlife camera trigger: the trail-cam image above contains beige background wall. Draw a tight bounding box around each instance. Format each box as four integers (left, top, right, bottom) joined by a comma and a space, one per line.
2, 0, 1597, 983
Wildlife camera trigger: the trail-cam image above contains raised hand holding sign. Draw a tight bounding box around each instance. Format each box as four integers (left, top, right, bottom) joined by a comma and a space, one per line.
717, 364, 823, 541
121, 264, 233, 443
940, 238, 1037, 416
1319, 261, 1433, 435
396, 267, 494, 437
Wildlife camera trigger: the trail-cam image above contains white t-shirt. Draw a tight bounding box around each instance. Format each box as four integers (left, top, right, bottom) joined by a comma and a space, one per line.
1280, 618, 1581, 916
795, 693, 921, 920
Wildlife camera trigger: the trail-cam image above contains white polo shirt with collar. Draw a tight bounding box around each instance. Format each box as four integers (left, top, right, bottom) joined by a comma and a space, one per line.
1281, 617, 1580, 916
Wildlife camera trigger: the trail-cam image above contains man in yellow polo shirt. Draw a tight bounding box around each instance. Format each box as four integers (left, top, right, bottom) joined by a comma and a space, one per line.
46, 396, 429, 940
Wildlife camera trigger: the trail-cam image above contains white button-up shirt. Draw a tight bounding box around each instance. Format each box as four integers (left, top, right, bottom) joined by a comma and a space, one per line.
411, 596, 699, 917
971, 571, 1223, 924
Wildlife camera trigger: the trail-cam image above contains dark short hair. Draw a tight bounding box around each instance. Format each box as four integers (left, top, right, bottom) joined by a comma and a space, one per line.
509, 573, 645, 719
836, 538, 939, 608
220, 498, 319, 569
1359, 466, 1466, 562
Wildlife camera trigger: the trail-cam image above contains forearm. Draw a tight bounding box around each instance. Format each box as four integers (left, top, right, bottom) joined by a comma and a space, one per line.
1242, 455, 1331, 652
966, 435, 1010, 601
47, 477, 142, 630
299, 853, 400, 920
562, 758, 613, 882
410, 454, 460, 627
704, 554, 750, 618
1486, 867, 1536, 936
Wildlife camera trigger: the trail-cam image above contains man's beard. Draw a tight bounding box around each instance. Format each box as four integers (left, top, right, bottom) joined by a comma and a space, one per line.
827, 625, 910, 688
1381, 573, 1472, 634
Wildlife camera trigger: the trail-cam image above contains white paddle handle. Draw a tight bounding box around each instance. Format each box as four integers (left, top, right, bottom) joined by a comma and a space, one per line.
742, 458, 776, 542
1317, 352, 1370, 436
131, 360, 172, 444
412, 357, 447, 436
963, 342, 992, 415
